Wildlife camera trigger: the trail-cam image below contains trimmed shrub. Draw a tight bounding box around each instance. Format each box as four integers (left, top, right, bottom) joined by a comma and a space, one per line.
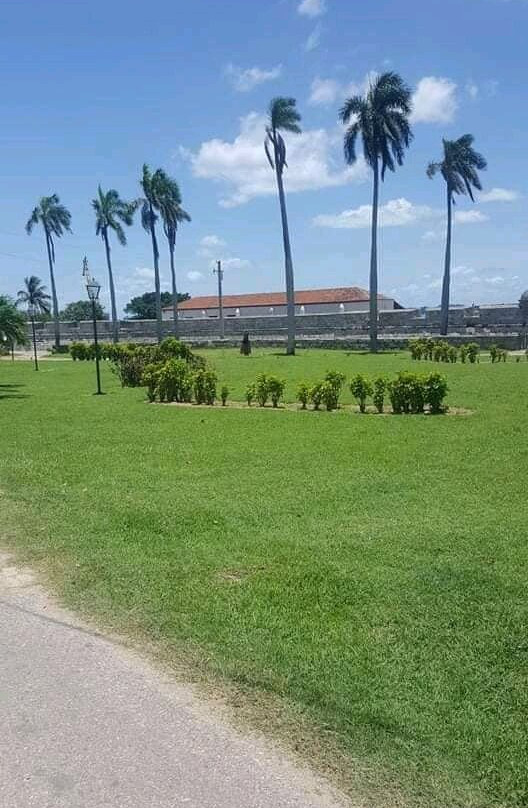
448, 346, 458, 363
423, 372, 449, 414
433, 340, 449, 363
388, 372, 425, 414
459, 344, 468, 363
320, 381, 339, 411
142, 363, 162, 402
51, 345, 70, 355
70, 341, 87, 361
267, 376, 286, 408
466, 343, 480, 364
193, 368, 217, 405
297, 382, 310, 410
157, 359, 193, 403
373, 376, 388, 414
490, 344, 499, 363
309, 382, 324, 411
110, 340, 204, 389
350, 374, 373, 413
221, 385, 229, 406
245, 382, 256, 406
255, 374, 270, 407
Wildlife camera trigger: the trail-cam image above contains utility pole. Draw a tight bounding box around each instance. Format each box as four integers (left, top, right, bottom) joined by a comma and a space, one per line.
213, 260, 224, 339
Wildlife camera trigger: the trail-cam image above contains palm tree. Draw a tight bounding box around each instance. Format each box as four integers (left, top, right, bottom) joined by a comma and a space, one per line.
139, 165, 164, 342
152, 170, 191, 337
340, 73, 413, 352
427, 135, 487, 335
16, 276, 51, 370
25, 194, 71, 349
265, 97, 301, 356
92, 186, 137, 343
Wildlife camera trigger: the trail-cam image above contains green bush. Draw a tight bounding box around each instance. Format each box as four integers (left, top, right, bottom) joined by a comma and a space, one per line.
193, 368, 217, 405
111, 340, 204, 389
489, 344, 499, 363
70, 342, 87, 361
255, 374, 270, 407
388, 372, 425, 414
221, 385, 229, 406
51, 344, 70, 355
245, 382, 256, 406
423, 372, 449, 414
157, 359, 193, 403
319, 381, 337, 411
267, 376, 286, 408
309, 382, 324, 411
141, 363, 162, 402
433, 340, 449, 363
466, 343, 480, 364
373, 376, 388, 414
297, 382, 310, 410
409, 339, 423, 360
448, 346, 458, 363
350, 374, 373, 413
459, 344, 468, 363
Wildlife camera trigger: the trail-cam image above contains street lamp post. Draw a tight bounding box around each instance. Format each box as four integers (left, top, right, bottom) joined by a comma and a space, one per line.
213, 260, 224, 339
83, 257, 104, 396
28, 303, 39, 371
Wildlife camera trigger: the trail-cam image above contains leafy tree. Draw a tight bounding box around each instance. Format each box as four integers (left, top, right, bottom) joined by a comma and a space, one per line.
0, 295, 27, 351
139, 165, 164, 341
340, 72, 413, 352
265, 97, 302, 356
25, 194, 72, 348
427, 135, 487, 335
60, 300, 107, 321
92, 186, 137, 342
152, 170, 191, 337
124, 291, 189, 320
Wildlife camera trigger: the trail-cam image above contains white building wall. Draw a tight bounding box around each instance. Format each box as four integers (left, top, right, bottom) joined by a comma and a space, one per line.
168, 298, 397, 320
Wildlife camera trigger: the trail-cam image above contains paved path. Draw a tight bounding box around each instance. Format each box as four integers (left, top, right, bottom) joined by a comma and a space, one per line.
0, 553, 349, 808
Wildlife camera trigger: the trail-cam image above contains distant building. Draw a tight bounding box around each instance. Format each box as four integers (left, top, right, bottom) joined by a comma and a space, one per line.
162, 287, 402, 320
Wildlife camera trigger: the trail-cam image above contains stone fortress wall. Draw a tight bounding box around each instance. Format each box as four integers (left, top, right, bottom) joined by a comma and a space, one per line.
30, 303, 526, 350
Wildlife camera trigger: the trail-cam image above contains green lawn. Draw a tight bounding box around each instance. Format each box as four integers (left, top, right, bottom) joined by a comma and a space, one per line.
1, 350, 527, 807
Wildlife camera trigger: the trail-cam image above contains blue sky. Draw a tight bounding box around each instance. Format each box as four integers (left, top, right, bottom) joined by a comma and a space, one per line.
1, 0, 526, 313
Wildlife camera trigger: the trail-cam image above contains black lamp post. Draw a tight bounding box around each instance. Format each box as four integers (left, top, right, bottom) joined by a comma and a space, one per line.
28, 303, 39, 371
84, 258, 104, 396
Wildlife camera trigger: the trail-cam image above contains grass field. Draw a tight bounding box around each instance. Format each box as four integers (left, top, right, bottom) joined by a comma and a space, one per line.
1, 349, 527, 807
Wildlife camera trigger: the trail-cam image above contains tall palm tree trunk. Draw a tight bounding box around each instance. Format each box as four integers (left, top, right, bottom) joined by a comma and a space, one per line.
44, 228, 60, 349
148, 203, 163, 343
169, 242, 179, 338
102, 228, 119, 343
275, 164, 295, 356
440, 185, 452, 336
369, 159, 380, 353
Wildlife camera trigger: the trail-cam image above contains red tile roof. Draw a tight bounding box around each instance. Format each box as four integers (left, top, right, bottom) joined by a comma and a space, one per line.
170, 287, 392, 311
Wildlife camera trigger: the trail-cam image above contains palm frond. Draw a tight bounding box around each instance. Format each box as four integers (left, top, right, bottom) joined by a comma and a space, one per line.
269, 97, 301, 134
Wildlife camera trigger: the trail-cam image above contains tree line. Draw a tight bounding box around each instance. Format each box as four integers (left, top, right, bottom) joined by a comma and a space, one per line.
13, 71, 487, 354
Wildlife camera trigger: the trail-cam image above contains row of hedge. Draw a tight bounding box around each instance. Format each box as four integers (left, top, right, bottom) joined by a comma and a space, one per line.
409, 339, 481, 363
240, 370, 449, 414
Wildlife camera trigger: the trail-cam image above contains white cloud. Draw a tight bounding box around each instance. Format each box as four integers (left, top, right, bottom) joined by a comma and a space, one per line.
466, 80, 479, 99
225, 63, 282, 92
304, 24, 322, 51
134, 267, 155, 280
422, 230, 441, 242
479, 187, 521, 202
187, 271, 203, 282
314, 198, 436, 229
454, 210, 488, 224
184, 112, 367, 207
308, 77, 341, 105
298, 0, 326, 17
411, 77, 458, 124
222, 257, 251, 270
200, 235, 226, 248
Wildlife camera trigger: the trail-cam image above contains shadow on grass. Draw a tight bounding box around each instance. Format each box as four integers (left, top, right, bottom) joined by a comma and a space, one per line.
0, 383, 29, 400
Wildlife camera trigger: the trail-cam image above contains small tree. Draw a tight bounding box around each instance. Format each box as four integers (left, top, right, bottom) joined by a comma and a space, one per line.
297, 382, 310, 409
350, 374, 373, 413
